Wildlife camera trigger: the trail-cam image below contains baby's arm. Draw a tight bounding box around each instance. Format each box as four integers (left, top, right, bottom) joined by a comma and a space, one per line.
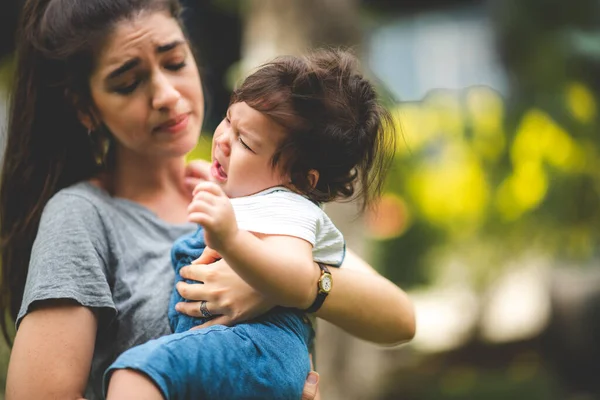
188, 182, 320, 309
221, 231, 320, 309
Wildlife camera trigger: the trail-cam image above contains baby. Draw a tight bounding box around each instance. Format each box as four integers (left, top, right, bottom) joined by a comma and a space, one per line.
105, 49, 395, 399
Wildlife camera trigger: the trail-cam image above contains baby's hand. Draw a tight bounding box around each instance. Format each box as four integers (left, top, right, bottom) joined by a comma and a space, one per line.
188, 182, 237, 252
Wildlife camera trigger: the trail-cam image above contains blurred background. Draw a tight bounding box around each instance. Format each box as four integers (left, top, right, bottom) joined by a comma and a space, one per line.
2, 0, 600, 399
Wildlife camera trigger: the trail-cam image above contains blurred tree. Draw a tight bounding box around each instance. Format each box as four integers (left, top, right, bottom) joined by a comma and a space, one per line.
490, 0, 600, 126
489, 1, 600, 398
486, 0, 600, 256
363, 0, 482, 14
240, 0, 361, 73
372, 0, 600, 288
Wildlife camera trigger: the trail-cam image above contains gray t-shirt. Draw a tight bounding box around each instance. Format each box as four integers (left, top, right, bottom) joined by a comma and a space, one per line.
17, 181, 195, 399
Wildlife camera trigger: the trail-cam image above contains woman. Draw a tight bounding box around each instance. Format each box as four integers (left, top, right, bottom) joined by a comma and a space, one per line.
0, 0, 416, 399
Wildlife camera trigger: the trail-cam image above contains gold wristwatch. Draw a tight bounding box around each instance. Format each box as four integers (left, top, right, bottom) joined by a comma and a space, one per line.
305, 263, 332, 313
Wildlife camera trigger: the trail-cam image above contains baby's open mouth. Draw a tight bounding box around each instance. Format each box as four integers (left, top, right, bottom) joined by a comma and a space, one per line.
211, 160, 227, 182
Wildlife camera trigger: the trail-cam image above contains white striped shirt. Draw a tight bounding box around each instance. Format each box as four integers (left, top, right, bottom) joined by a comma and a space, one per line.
231, 187, 345, 267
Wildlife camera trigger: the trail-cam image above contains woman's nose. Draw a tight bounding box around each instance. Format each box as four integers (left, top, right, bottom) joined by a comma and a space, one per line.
151, 73, 181, 110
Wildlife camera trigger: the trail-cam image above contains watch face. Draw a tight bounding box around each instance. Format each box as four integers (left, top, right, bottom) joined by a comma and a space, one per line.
320, 274, 332, 292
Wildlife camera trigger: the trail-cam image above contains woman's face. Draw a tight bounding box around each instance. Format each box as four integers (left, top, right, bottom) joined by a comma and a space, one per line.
88, 11, 203, 159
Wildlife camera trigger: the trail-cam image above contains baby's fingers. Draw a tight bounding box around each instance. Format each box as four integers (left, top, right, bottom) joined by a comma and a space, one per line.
187, 197, 212, 215
188, 212, 212, 227
192, 181, 223, 196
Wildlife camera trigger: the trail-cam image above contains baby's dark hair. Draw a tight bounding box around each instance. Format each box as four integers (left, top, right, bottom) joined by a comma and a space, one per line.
231, 49, 396, 211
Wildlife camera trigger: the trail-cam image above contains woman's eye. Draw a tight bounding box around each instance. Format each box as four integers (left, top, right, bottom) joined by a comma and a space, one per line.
166, 61, 186, 71
115, 80, 140, 95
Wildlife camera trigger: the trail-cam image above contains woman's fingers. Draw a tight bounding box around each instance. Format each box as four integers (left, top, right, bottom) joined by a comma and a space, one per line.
177, 257, 276, 328
179, 264, 211, 282
301, 372, 320, 400
176, 280, 209, 301
186, 160, 212, 181
175, 300, 224, 319
184, 160, 212, 196
184, 177, 201, 193
192, 247, 221, 265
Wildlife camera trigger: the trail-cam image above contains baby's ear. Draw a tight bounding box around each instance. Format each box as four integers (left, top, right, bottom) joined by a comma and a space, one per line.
307, 169, 320, 189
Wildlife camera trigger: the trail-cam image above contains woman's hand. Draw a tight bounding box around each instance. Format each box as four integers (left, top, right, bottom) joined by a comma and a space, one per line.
175, 247, 275, 328
301, 372, 320, 400
184, 159, 212, 195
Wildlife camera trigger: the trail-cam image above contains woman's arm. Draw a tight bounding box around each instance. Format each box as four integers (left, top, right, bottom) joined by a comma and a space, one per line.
6, 300, 97, 400
314, 249, 416, 345
177, 248, 415, 345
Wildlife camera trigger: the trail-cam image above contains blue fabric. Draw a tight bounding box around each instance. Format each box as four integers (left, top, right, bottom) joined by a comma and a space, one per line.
168, 226, 208, 333
105, 227, 314, 400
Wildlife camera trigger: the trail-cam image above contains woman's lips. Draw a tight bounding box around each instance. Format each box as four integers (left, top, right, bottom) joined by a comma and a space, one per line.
210, 160, 227, 182
154, 113, 189, 133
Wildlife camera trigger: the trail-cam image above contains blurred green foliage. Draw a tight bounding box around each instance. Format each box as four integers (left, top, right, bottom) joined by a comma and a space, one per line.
367, 82, 600, 288
380, 353, 560, 400
365, 0, 600, 294
0, 57, 14, 92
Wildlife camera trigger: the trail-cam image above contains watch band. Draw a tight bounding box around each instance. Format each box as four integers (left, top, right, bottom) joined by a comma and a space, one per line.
305, 263, 332, 313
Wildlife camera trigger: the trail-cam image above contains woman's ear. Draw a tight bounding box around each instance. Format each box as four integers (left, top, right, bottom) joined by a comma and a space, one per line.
65, 88, 97, 131
77, 110, 96, 131
307, 169, 319, 189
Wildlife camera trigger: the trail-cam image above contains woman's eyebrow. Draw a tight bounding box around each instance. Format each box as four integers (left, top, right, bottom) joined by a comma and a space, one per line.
156, 40, 184, 54
105, 40, 184, 80
107, 59, 140, 80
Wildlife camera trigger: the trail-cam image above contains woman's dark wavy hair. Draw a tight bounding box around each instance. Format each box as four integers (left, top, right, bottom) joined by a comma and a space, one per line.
232, 49, 396, 211
0, 0, 185, 345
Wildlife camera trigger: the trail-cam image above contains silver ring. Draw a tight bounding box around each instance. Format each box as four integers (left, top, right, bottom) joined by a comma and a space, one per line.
200, 300, 213, 318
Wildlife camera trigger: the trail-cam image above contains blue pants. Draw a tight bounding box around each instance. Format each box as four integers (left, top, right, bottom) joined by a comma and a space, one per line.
104, 227, 313, 400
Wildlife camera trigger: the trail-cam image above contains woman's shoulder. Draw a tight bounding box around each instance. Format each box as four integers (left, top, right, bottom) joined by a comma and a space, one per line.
44, 180, 112, 218
33, 181, 114, 267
